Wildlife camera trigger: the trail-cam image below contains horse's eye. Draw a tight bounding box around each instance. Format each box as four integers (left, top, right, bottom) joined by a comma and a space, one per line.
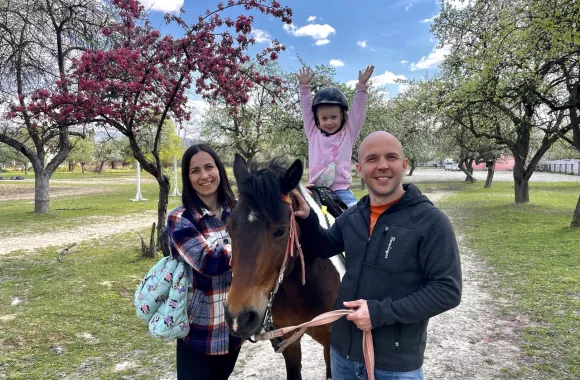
273, 228, 287, 238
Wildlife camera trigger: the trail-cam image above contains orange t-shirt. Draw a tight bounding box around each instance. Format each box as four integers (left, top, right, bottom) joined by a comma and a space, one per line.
369, 197, 402, 236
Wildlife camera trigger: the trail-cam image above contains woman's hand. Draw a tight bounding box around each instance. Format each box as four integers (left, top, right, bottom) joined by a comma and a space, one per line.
296, 67, 314, 86
357, 65, 375, 85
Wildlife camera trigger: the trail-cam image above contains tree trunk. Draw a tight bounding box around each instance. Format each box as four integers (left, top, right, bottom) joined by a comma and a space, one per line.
157, 178, 171, 252
68, 161, 74, 171
360, 177, 366, 190
513, 155, 530, 204
408, 160, 416, 176
484, 166, 494, 188
24, 164, 28, 175
459, 159, 476, 183
81, 163, 85, 173
34, 170, 50, 213
571, 195, 580, 228
97, 161, 105, 174
111, 161, 117, 169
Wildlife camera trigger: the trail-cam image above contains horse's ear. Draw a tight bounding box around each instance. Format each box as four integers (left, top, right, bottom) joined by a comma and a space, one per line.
280, 159, 303, 194
233, 154, 249, 186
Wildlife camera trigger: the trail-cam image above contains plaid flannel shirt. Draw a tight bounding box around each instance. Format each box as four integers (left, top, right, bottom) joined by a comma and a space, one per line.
166, 204, 242, 355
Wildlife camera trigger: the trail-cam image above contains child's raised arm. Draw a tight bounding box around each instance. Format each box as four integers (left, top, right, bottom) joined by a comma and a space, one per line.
297, 67, 317, 138
296, 67, 314, 86
348, 65, 375, 141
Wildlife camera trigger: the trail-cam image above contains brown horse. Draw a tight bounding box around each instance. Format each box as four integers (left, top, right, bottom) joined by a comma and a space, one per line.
224, 154, 343, 380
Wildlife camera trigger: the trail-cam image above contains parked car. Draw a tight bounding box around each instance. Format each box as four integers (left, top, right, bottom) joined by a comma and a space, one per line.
9, 176, 24, 180
444, 162, 460, 171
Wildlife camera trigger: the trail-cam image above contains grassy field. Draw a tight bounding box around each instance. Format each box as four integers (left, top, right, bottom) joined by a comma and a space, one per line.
0, 175, 579, 379
403, 181, 579, 379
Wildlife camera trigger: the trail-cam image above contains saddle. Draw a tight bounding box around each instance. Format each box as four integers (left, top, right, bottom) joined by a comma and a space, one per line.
307, 186, 348, 219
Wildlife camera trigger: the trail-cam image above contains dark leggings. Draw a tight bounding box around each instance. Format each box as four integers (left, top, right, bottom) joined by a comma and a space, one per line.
176, 338, 240, 380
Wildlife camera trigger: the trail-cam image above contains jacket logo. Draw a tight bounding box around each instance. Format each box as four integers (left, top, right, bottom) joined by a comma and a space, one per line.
385, 237, 396, 259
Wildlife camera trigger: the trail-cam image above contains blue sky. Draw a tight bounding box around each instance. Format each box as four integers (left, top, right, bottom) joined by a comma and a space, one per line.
139, 0, 467, 119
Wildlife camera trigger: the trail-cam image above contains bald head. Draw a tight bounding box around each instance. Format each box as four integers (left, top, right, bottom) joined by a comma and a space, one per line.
358, 131, 404, 163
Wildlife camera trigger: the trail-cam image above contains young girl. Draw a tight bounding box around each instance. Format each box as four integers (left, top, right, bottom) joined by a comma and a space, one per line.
166, 144, 240, 379
297, 65, 374, 207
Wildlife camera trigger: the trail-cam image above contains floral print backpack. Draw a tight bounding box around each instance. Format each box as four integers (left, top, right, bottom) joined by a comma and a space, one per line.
134, 255, 190, 339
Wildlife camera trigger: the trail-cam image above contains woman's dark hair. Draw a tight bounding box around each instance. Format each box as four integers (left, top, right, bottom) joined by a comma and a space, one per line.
181, 144, 236, 214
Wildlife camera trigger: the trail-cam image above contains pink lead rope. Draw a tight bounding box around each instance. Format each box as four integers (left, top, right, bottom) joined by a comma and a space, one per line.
255, 194, 376, 380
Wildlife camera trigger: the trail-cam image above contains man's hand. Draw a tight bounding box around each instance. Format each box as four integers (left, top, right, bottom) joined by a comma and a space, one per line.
344, 299, 372, 331
357, 65, 375, 85
291, 189, 311, 219
296, 67, 314, 86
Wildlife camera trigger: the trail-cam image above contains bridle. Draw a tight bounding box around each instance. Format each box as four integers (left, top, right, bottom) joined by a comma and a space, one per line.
247, 192, 305, 345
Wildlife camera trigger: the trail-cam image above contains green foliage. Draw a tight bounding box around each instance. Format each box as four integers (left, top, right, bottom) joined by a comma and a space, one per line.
68, 136, 96, 166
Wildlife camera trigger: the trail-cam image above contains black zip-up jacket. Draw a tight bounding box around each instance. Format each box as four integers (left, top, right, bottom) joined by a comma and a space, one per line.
298, 184, 462, 371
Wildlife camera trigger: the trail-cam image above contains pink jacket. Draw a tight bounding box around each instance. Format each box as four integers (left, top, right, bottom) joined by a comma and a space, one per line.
300, 83, 368, 191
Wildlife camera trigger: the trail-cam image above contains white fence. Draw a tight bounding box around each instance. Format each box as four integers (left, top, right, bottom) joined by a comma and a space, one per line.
537, 159, 580, 175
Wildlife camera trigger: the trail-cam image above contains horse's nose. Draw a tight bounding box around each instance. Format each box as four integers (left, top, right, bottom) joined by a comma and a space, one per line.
224, 303, 261, 338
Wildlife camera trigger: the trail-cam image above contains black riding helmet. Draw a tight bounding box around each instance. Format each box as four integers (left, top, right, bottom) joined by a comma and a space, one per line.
311, 88, 348, 136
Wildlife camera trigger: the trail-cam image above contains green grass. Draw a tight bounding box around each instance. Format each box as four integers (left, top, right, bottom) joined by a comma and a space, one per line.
0, 182, 182, 237
0, 232, 176, 379
435, 181, 580, 379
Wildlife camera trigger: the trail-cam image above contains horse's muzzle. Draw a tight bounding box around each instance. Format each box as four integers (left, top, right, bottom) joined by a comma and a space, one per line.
224, 302, 263, 339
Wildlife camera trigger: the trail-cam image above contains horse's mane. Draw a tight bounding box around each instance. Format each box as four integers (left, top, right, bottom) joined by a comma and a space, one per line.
237, 157, 289, 223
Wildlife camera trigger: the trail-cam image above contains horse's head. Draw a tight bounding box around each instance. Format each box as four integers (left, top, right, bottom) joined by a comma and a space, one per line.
224, 154, 303, 339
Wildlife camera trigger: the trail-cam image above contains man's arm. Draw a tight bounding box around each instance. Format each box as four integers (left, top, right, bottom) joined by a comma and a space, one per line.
367, 209, 462, 328
293, 189, 345, 259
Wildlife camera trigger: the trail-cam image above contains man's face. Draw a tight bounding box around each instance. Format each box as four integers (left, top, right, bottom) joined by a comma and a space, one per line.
356, 136, 408, 203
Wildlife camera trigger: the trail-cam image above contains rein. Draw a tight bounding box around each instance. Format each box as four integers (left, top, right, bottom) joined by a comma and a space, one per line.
249, 191, 376, 380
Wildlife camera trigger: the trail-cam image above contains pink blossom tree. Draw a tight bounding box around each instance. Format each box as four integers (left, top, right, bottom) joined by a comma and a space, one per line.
0, 0, 111, 213
29, 0, 291, 250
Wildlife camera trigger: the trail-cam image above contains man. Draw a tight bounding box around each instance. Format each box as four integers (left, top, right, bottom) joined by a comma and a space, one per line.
292, 131, 462, 380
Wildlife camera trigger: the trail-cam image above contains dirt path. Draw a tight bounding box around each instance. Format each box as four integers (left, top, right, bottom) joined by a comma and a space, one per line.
0, 212, 157, 255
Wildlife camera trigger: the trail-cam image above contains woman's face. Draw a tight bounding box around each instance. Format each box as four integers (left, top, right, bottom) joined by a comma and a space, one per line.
188, 151, 220, 198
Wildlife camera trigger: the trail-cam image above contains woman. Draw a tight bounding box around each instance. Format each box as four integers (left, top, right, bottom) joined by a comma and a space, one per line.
166, 144, 241, 379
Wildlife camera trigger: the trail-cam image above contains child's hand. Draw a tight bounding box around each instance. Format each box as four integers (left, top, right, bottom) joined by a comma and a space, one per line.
296, 67, 314, 86
357, 65, 375, 85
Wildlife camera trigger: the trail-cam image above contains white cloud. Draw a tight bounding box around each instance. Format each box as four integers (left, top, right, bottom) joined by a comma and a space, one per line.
138, 0, 183, 13
422, 15, 438, 23
372, 70, 407, 85
345, 71, 406, 88
329, 59, 344, 67
357, 40, 367, 48
401, 60, 409, 64
251, 29, 271, 44
406, 4, 413, 11
283, 23, 336, 45
410, 45, 451, 70
307, 16, 317, 22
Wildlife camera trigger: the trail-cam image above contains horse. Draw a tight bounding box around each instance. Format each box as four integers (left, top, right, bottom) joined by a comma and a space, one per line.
224, 154, 345, 380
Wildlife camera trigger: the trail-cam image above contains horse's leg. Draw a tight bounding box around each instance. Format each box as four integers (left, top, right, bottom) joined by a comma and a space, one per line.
281, 337, 303, 380
307, 326, 332, 379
